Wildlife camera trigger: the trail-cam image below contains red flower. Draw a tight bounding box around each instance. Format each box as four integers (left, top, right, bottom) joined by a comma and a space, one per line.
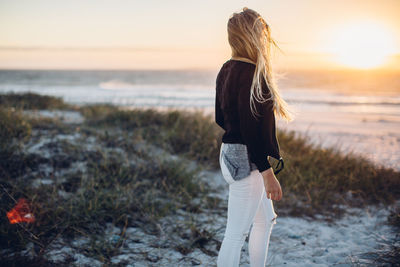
7, 198, 35, 224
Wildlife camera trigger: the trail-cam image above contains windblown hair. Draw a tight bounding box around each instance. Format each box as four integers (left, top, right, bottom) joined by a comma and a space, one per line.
228, 7, 294, 122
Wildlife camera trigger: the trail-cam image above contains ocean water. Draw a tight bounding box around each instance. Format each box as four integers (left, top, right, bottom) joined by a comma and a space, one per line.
0, 69, 399, 169
0, 69, 399, 112
0, 70, 217, 108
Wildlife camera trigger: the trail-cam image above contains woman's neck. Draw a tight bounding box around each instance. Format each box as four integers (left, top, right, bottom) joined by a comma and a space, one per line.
230, 56, 256, 65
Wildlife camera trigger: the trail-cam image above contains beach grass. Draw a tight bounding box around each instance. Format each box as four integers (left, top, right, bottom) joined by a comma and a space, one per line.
275, 130, 400, 218
85, 107, 222, 168
0, 92, 74, 110
2, 92, 399, 217
80, 100, 400, 219
1, 112, 211, 264
0, 107, 31, 152
1, 92, 399, 265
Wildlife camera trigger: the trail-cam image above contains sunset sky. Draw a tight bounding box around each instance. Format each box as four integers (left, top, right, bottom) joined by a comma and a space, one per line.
0, 0, 399, 70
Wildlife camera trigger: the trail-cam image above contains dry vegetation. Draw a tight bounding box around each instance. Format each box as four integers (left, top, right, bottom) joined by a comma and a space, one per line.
0, 92, 399, 266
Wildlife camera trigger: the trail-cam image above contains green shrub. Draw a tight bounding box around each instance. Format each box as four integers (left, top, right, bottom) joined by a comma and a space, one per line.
275, 130, 400, 217
79, 104, 119, 121
85, 107, 223, 167
0, 108, 31, 153
0, 92, 71, 110
0, 150, 207, 256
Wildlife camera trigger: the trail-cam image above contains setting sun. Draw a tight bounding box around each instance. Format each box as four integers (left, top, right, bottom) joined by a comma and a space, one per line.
329, 22, 395, 69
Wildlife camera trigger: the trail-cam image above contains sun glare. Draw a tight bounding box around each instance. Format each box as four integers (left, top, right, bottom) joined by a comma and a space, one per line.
329, 22, 395, 69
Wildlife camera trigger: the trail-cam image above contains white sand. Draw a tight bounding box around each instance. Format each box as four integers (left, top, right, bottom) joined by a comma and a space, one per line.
276, 108, 400, 171
197, 170, 397, 267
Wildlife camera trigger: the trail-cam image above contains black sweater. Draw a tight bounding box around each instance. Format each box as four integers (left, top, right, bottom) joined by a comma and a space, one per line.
215, 59, 283, 173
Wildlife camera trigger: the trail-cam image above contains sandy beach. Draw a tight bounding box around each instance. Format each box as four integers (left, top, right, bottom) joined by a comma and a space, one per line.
1, 69, 399, 266
0, 103, 395, 266
277, 108, 400, 171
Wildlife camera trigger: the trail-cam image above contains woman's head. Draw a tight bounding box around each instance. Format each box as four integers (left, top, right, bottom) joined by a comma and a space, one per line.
227, 7, 294, 122
228, 7, 270, 62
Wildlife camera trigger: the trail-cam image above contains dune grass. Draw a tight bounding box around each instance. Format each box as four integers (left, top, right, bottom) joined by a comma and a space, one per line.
0, 117, 211, 264
275, 130, 400, 218
0, 108, 34, 182
1, 92, 399, 264
0, 94, 216, 263
0, 92, 74, 110
81, 103, 400, 219
85, 107, 222, 168
0, 107, 31, 152
1, 92, 399, 221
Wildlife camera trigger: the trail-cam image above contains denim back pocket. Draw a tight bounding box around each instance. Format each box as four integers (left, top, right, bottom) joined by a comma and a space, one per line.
221, 143, 253, 181
221, 149, 239, 179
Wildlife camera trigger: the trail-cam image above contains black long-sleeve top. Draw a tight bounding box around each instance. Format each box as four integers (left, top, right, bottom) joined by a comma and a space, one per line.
215, 59, 283, 173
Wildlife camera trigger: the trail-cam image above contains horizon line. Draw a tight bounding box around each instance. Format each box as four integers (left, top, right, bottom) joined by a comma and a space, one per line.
1, 66, 399, 72
3, 45, 398, 57
0, 45, 220, 53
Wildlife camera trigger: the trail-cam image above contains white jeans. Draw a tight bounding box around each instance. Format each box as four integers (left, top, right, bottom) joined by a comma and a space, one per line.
218, 143, 277, 267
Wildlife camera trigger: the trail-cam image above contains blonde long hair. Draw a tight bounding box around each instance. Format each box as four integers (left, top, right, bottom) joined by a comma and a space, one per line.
228, 7, 294, 122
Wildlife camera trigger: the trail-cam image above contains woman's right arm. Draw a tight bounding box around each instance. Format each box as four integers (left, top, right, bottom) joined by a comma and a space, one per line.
261, 167, 282, 201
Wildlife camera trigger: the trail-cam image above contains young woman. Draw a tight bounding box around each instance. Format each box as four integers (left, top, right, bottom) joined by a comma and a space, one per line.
215, 7, 294, 267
